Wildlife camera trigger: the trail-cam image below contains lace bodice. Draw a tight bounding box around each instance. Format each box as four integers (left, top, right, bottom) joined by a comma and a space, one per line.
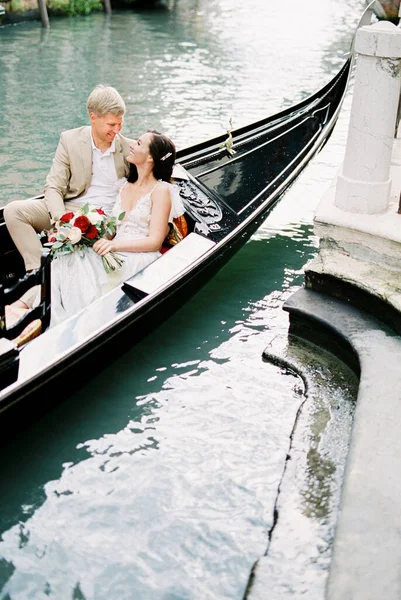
111, 181, 184, 243
112, 187, 153, 242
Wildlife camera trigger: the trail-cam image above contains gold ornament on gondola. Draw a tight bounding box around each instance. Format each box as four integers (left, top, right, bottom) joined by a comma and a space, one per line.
220, 118, 236, 158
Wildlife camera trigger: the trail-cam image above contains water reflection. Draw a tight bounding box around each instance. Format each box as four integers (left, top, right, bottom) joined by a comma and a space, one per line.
0, 230, 314, 597
0, 309, 304, 599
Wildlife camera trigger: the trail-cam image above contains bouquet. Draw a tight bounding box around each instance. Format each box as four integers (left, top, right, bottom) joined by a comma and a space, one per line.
42, 204, 126, 273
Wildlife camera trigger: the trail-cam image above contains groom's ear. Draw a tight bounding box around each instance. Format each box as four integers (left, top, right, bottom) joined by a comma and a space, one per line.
89, 112, 97, 126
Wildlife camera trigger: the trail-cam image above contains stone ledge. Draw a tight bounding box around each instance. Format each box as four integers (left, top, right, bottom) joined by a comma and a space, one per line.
314, 180, 401, 244
306, 249, 401, 315
283, 287, 401, 600
308, 135, 401, 318
314, 135, 401, 241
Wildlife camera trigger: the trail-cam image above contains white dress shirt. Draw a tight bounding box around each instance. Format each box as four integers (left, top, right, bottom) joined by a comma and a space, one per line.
73, 137, 125, 212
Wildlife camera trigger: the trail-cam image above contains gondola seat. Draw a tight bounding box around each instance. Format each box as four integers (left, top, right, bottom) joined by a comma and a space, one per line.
161, 213, 190, 254
124, 232, 216, 301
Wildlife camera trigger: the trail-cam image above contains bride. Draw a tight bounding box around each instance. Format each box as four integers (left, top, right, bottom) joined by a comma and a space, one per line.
50, 130, 183, 325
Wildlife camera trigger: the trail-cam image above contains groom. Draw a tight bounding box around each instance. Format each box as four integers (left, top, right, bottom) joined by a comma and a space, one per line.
4, 84, 133, 273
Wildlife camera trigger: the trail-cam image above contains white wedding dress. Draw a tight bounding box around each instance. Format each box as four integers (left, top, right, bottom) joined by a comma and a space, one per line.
50, 182, 183, 326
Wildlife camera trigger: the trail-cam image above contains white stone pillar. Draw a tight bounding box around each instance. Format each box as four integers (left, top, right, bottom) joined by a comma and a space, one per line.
335, 21, 401, 214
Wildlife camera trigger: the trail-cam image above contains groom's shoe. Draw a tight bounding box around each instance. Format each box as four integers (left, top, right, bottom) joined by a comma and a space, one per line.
13, 285, 41, 310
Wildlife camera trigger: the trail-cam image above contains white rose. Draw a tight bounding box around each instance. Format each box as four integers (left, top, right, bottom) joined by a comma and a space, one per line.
58, 226, 70, 237
68, 227, 82, 244
88, 210, 104, 225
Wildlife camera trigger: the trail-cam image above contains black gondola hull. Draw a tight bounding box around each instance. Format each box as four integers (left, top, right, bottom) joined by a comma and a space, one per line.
0, 189, 279, 436
0, 58, 351, 436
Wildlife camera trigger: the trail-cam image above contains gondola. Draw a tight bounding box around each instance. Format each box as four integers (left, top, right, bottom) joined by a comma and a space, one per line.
0, 57, 351, 436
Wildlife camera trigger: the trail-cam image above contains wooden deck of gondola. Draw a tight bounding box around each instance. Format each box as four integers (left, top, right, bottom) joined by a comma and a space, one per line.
273, 287, 401, 600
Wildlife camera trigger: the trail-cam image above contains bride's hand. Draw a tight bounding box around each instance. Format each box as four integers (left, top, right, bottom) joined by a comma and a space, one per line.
93, 238, 115, 256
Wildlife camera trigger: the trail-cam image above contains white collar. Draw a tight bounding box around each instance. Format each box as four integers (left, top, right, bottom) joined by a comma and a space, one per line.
91, 135, 116, 156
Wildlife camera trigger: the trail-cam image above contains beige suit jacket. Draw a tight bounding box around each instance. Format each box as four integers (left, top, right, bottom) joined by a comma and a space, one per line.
44, 126, 133, 219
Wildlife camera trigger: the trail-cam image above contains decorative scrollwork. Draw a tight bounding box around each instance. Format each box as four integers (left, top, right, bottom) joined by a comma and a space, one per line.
175, 180, 223, 229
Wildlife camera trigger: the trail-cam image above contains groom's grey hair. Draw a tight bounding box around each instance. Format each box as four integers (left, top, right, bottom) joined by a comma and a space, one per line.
86, 84, 126, 117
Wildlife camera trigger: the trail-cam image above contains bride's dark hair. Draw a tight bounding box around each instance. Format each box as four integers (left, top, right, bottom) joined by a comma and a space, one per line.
127, 130, 176, 183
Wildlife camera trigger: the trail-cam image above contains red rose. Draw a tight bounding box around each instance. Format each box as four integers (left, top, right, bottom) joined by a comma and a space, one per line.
60, 212, 74, 223
96, 208, 106, 215
85, 224, 98, 240
74, 215, 90, 232
48, 233, 57, 243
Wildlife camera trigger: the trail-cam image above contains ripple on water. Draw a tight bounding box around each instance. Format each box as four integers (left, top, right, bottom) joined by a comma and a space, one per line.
0, 307, 305, 599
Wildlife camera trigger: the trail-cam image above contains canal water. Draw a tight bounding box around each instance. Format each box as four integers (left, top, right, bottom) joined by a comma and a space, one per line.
0, 1, 366, 598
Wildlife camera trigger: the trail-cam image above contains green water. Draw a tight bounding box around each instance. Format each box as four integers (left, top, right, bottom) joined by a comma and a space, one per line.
0, 1, 365, 598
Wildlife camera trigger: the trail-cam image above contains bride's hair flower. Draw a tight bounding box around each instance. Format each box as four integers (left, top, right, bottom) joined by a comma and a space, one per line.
68, 226, 82, 244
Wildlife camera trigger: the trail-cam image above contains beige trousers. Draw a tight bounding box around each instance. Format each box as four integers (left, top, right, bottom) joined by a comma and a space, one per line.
4, 198, 82, 271
4, 197, 51, 271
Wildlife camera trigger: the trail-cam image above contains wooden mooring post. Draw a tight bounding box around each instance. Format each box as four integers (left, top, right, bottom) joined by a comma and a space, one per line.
38, 0, 50, 27
36, 0, 111, 25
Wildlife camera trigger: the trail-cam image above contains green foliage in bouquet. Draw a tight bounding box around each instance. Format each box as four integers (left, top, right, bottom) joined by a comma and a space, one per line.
42, 204, 126, 273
